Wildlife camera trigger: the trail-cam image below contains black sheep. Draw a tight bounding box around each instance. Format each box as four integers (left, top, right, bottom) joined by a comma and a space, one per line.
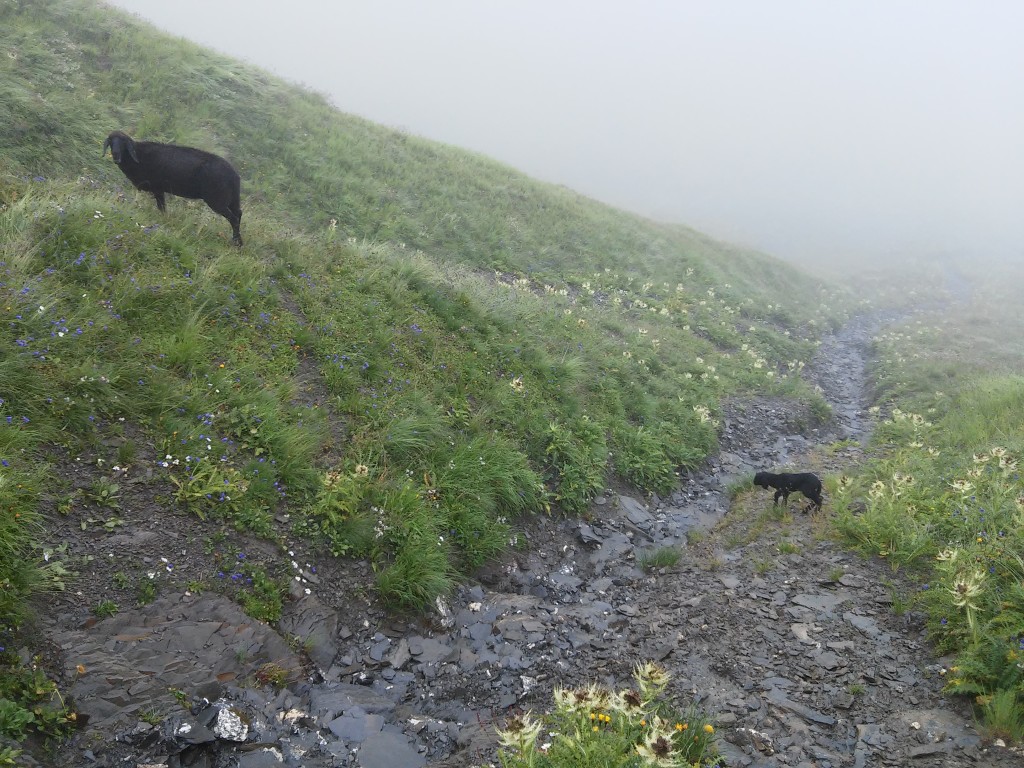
103, 131, 243, 246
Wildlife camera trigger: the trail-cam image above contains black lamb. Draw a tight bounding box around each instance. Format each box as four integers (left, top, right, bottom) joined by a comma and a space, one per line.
103, 131, 243, 246
753, 471, 824, 512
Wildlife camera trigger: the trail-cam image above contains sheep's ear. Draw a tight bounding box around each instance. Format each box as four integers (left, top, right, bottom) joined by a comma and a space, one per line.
102, 137, 111, 157
126, 138, 139, 163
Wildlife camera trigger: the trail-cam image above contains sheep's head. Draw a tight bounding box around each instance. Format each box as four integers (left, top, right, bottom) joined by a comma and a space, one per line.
103, 131, 138, 164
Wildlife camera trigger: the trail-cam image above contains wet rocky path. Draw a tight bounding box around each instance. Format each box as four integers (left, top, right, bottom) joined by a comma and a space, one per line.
43, 310, 1022, 767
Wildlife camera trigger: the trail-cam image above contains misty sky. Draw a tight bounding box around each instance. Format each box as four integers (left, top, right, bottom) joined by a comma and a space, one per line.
106, 0, 1024, 266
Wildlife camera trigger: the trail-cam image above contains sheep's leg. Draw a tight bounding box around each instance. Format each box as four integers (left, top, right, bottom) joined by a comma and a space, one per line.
230, 205, 243, 246
206, 198, 243, 246
152, 191, 167, 212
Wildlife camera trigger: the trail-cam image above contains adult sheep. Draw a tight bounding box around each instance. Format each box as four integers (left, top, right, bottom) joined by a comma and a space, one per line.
103, 131, 243, 246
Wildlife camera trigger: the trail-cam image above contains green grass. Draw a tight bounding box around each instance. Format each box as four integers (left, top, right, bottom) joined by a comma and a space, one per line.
92, 599, 118, 618
638, 547, 682, 572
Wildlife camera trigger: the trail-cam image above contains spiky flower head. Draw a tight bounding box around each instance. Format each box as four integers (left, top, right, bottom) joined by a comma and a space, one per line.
949, 569, 986, 611
949, 479, 974, 496
868, 480, 887, 500
557, 683, 611, 714
495, 711, 542, 754
610, 687, 646, 716
552, 685, 574, 710
635, 716, 681, 767
634, 661, 671, 702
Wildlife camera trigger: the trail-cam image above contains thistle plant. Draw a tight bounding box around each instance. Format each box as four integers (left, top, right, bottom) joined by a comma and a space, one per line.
495, 662, 721, 768
947, 569, 987, 638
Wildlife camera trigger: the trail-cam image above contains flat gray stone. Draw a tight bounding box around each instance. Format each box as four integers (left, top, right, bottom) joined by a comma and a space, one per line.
329, 712, 384, 742
388, 638, 412, 670
617, 495, 653, 526
277, 594, 339, 671
814, 651, 841, 670
766, 688, 836, 725
844, 612, 883, 636
408, 637, 451, 665
356, 730, 425, 768
793, 592, 851, 614
907, 742, 953, 758
237, 747, 285, 767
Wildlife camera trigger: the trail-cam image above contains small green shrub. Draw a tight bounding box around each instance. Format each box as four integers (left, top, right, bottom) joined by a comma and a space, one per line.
236, 566, 286, 624
87, 477, 121, 510
254, 662, 290, 689
168, 459, 250, 520
0, 651, 75, 745
137, 579, 157, 606
310, 465, 376, 558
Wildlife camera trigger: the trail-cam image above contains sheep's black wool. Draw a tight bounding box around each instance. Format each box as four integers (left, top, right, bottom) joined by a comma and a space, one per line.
103, 131, 243, 246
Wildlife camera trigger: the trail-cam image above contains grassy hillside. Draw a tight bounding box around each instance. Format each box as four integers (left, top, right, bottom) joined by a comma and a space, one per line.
0, 6, 849, 748
1, 0, 853, 618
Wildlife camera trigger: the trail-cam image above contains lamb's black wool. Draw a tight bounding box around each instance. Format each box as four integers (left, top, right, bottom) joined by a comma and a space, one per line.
753, 471, 823, 511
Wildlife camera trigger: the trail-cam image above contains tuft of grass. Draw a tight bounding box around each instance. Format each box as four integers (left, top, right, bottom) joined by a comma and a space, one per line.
980, 689, 1024, 744
92, 600, 118, 618
726, 476, 753, 499
888, 586, 913, 616
377, 545, 455, 611
638, 546, 682, 572
685, 529, 706, 546
138, 709, 164, 726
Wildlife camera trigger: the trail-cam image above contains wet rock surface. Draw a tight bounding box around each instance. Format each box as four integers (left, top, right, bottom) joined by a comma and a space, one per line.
42, 313, 1021, 767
